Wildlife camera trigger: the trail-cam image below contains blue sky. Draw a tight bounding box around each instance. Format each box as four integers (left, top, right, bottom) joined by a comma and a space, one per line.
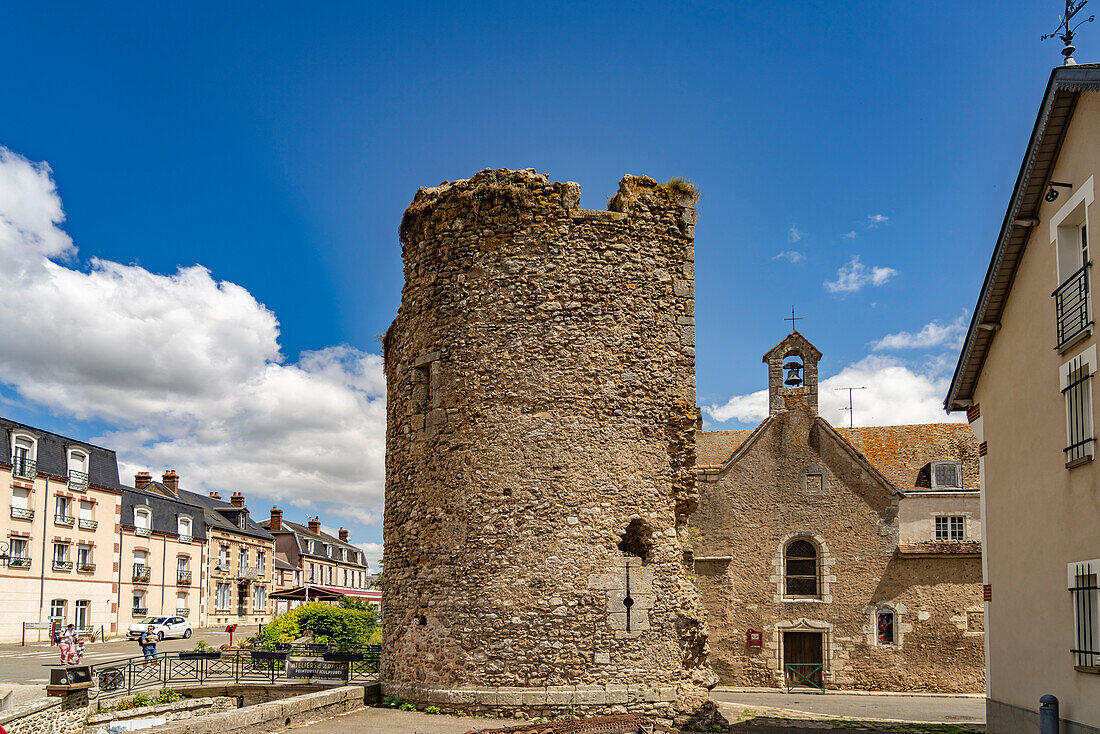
0, 0, 1078, 561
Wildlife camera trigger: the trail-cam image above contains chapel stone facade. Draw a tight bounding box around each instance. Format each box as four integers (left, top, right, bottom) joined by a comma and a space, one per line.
693, 331, 984, 692
381, 169, 719, 726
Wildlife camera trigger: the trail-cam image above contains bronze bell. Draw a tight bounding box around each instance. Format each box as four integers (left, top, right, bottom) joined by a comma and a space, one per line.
783, 361, 803, 386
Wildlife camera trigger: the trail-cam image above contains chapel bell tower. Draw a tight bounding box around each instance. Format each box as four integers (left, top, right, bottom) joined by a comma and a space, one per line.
763, 330, 823, 417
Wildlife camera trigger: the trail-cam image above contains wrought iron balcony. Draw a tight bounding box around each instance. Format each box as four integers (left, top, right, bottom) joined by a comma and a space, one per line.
176, 608, 190, 616
9, 557, 31, 568
78, 562, 96, 573
1054, 262, 1093, 349
132, 607, 148, 616
10, 507, 33, 520
11, 458, 36, 480
78, 518, 98, 530
134, 526, 152, 537
177, 570, 192, 584
52, 559, 73, 571
238, 566, 261, 581
133, 564, 151, 583
67, 469, 89, 492
54, 514, 75, 526
178, 534, 192, 543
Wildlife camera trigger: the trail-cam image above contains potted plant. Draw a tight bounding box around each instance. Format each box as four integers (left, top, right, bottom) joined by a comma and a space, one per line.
250, 641, 288, 662
178, 641, 221, 660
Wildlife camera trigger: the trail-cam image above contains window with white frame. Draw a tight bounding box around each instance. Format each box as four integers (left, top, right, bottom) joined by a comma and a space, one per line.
66, 450, 89, 490
218, 545, 229, 569
10, 537, 27, 560
76, 545, 92, 569
176, 592, 188, 614
1062, 346, 1096, 466
238, 548, 248, 573
935, 516, 966, 540
1052, 176, 1095, 348
12, 487, 30, 511
134, 507, 152, 532
52, 542, 69, 564
50, 599, 66, 621
177, 516, 192, 540
74, 600, 90, 629
930, 461, 963, 489
216, 583, 232, 609
1069, 558, 1100, 668
257, 550, 265, 572
11, 435, 36, 479
294, 569, 302, 585
253, 585, 266, 610
132, 591, 145, 612
79, 500, 94, 528
307, 540, 315, 554
54, 496, 73, 524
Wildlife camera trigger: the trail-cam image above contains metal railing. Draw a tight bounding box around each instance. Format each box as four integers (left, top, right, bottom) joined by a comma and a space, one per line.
68, 470, 89, 492
12, 458, 36, 480
132, 607, 148, 616
79, 518, 98, 530
54, 514, 75, 526
90, 646, 380, 697
134, 527, 152, 537
176, 608, 190, 617
1071, 562, 1099, 668
176, 570, 192, 585
178, 535, 192, 544
784, 663, 824, 692
52, 560, 73, 571
10, 507, 33, 520
1054, 263, 1092, 349
9, 557, 31, 568
132, 565, 151, 583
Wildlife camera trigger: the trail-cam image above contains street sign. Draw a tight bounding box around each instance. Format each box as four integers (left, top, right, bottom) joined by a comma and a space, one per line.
286, 656, 347, 685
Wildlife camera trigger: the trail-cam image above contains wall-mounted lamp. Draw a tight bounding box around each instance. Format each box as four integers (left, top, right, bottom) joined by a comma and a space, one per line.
1046, 181, 1073, 202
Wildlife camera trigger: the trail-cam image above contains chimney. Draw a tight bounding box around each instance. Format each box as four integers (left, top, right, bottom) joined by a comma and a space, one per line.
338, 528, 349, 542
209, 491, 221, 500
162, 470, 179, 496
134, 471, 153, 490
270, 506, 283, 532
308, 517, 321, 534
230, 492, 245, 508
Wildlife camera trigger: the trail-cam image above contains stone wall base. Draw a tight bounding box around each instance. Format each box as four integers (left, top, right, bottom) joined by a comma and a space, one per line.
383, 682, 683, 725
988, 697, 1100, 734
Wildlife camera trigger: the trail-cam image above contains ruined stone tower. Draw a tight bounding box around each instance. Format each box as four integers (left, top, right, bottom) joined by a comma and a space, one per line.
382, 169, 718, 725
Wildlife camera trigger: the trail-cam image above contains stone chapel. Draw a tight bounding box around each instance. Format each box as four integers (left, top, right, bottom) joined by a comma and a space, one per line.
692, 331, 985, 692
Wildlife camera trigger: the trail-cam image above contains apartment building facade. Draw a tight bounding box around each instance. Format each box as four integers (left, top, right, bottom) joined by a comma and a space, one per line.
946, 64, 1100, 733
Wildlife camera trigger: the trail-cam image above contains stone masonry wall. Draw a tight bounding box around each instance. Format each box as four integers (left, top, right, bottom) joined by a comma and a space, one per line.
382, 170, 717, 727
0, 692, 90, 734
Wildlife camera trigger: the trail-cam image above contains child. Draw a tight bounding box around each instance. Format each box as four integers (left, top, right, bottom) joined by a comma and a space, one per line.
74, 639, 86, 664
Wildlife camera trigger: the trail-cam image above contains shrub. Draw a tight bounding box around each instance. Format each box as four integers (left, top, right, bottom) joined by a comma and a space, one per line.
425, 705, 440, 715
399, 701, 417, 712
262, 601, 378, 650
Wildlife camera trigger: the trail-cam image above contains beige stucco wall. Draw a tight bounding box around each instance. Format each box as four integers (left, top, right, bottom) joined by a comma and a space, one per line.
898, 493, 981, 542
975, 90, 1100, 731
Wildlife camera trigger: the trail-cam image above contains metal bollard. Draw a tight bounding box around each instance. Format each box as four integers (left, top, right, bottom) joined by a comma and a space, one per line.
1040, 694, 1059, 734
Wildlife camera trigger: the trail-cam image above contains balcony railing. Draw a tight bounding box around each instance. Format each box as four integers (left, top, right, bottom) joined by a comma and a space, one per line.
12, 458, 36, 480
176, 570, 192, 585
238, 566, 261, 581
52, 560, 73, 571
133, 527, 152, 537
176, 608, 190, 617
78, 518, 98, 530
132, 607, 148, 616
67, 470, 89, 492
54, 514, 75, 526
132, 565, 151, 583
78, 562, 96, 573
10, 507, 33, 520
178, 534, 192, 544
9, 557, 31, 568
1054, 262, 1092, 349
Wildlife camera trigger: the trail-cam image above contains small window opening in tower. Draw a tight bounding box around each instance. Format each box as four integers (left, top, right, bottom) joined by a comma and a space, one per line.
784, 355, 805, 387
618, 519, 652, 562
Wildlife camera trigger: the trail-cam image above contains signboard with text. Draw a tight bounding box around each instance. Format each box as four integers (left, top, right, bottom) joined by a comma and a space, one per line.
746, 629, 763, 648
286, 656, 347, 685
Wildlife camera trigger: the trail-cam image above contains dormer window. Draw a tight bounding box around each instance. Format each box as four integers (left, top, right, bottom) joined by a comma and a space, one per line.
930, 461, 962, 490
134, 507, 152, 536
177, 516, 192, 542
66, 449, 89, 491
11, 434, 36, 480
325, 544, 332, 558
238, 513, 246, 529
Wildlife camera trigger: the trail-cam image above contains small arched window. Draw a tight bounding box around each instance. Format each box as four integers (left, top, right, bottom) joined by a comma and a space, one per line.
785, 540, 819, 597
134, 507, 152, 534
177, 516, 192, 540
12, 434, 37, 479
67, 450, 89, 490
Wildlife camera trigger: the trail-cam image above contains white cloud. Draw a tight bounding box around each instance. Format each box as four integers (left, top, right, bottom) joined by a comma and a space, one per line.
824, 255, 897, 293
355, 542, 384, 573
0, 146, 387, 527
867, 213, 889, 228
842, 231, 857, 239
774, 250, 805, 263
788, 225, 802, 243
704, 354, 963, 429
872, 315, 968, 352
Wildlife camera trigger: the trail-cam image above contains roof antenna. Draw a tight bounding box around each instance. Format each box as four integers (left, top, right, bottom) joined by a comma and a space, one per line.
1043, 0, 1095, 65
835, 386, 866, 429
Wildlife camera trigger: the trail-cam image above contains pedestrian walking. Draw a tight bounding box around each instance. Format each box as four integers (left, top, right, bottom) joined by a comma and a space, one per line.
74, 638, 86, 664
140, 625, 158, 664
58, 624, 77, 665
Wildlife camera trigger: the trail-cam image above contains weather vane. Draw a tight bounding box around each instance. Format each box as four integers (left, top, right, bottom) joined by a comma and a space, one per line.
1043, 0, 1095, 64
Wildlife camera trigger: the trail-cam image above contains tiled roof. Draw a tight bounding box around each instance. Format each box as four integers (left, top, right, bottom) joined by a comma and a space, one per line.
696, 429, 755, 467
898, 540, 982, 556
698, 421, 978, 492
834, 423, 978, 492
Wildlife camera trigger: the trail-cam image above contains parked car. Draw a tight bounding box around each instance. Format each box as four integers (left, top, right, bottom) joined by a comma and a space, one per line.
126, 616, 192, 641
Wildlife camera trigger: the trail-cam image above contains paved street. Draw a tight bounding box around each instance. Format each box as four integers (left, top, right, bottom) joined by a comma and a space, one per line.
713, 688, 985, 725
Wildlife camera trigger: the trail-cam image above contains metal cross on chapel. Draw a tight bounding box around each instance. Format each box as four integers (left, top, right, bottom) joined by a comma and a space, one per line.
785, 306, 803, 333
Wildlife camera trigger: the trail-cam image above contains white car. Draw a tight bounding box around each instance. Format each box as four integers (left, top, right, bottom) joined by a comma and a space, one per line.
127, 616, 193, 641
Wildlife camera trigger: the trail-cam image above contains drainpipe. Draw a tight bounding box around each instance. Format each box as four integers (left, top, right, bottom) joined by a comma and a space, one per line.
37, 476, 48, 628
117, 523, 123, 631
